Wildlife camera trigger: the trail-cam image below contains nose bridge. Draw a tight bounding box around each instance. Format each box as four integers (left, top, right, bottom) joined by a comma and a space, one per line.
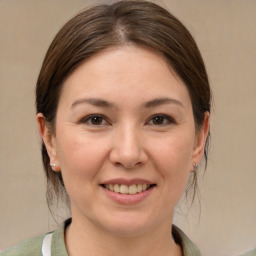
120, 123, 140, 154
110, 122, 147, 168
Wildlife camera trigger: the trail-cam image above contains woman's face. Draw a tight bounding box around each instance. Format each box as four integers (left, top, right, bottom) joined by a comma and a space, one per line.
39, 46, 208, 236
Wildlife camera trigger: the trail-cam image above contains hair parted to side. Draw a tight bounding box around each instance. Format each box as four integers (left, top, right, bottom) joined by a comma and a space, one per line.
36, 0, 211, 210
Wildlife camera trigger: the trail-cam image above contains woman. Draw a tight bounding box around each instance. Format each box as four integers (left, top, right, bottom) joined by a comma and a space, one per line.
1, 1, 211, 255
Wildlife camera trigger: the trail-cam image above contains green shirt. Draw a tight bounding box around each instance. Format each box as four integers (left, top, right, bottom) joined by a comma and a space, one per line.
1, 219, 202, 256
238, 248, 256, 256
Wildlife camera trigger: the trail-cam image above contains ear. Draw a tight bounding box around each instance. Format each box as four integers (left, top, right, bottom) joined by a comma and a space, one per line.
191, 112, 210, 172
36, 113, 60, 172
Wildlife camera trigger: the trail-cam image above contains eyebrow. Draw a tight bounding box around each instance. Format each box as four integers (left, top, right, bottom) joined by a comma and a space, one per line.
71, 98, 114, 109
143, 97, 184, 108
70, 97, 184, 109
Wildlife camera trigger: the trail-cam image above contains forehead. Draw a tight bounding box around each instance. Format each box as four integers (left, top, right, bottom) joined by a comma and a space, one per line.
59, 46, 191, 108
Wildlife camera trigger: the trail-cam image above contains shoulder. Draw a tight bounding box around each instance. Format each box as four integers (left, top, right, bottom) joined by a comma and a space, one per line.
1, 219, 70, 256
238, 247, 256, 256
172, 225, 202, 256
0, 234, 45, 256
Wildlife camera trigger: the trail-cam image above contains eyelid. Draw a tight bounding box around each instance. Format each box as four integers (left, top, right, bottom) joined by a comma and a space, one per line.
78, 113, 175, 126
146, 113, 176, 125
79, 114, 110, 126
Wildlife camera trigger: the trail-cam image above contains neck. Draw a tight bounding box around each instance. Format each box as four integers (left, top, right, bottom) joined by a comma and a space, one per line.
65, 216, 182, 256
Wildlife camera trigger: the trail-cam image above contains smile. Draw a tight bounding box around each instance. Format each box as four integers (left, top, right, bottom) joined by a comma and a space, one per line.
102, 184, 153, 195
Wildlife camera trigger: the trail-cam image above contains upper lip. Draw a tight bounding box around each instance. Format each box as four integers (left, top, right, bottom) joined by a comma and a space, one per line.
101, 178, 155, 186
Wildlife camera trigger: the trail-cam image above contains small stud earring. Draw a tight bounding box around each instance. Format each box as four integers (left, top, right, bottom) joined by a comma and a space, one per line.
50, 163, 56, 168
193, 162, 198, 172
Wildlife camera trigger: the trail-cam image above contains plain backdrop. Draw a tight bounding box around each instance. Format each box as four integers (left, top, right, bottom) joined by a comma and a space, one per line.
0, 0, 255, 255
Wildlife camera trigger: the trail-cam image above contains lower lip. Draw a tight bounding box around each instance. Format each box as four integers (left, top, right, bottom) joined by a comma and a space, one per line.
101, 186, 154, 204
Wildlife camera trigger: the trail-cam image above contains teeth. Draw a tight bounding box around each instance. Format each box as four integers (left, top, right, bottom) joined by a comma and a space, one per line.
142, 184, 147, 191
104, 184, 151, 194
113, 184, 120, 193
137, 184, 143, 193
128, 184, 137, 194
120, 184, 129, 194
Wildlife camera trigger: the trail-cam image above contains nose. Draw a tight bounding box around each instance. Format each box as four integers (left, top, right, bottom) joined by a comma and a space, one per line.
109, 125, 148, 169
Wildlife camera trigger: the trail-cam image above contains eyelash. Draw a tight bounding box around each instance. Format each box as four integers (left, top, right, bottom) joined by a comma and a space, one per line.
79, 113, 176, 126
79, 114, 109, 126
147, 114, 176, 126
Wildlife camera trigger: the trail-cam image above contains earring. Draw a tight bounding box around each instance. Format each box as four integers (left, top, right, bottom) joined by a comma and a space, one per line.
50, 163, 56, 168
193, 162, 198, 172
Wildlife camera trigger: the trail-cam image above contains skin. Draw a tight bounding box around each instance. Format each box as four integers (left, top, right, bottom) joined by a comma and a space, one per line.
37, 45, 209, 256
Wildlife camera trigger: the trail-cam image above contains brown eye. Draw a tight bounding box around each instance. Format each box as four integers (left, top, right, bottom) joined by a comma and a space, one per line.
91, 116, 103, 125
148, 114, 175, 126
81, 114, 109, 126
152, 116, 165, 125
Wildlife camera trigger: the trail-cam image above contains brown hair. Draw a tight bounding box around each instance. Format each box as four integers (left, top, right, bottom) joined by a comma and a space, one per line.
36, 0, 211, 208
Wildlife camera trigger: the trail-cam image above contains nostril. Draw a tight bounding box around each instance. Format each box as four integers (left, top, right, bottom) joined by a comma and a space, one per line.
112, 160, 143, 170
113, 161, 122, 167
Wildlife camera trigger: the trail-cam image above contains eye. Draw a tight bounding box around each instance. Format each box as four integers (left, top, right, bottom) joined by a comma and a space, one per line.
80, 114, 109, 126
147, 114, 175, 126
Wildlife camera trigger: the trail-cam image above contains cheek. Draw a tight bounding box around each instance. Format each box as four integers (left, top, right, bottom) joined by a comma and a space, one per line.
55, 130, 109, 190
150, 132, 195, 193
152, 132, 194, 169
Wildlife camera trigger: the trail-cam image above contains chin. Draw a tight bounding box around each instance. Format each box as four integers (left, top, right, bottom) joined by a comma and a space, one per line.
96, 211, 159, 237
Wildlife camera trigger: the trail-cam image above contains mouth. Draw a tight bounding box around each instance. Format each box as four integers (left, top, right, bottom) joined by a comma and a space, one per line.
101, 183, 156, 195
